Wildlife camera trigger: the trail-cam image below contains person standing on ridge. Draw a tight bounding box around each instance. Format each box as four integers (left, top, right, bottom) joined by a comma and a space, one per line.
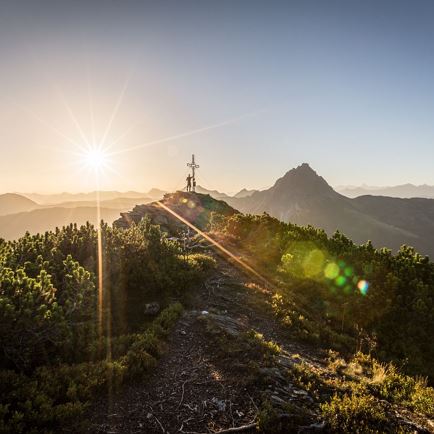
186, 174, 192, 192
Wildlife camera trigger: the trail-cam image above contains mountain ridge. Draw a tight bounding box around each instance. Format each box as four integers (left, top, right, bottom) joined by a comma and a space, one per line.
338, 183, 434, 199
226, 163, 434, 257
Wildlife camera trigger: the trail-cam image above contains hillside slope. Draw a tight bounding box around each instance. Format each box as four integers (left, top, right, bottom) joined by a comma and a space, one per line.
227, 164, 434, 256
0, 193, 38, 216
90, 209, 434, 433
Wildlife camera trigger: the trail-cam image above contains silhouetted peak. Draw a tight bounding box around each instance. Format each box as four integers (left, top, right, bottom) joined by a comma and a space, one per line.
233, 188, 257, 198
271, 163, 336, 197
296, 162, 315, 172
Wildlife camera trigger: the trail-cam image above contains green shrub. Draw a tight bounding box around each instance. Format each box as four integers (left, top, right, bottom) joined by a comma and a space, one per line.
218, 213, 434, 380
151, 302, 184, 333
0, 303, 184, 433
370, 364, 434, 417
321, 392, 387, 433
187, 253, 217, 273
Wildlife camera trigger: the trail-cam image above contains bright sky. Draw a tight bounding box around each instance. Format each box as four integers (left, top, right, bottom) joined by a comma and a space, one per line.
1, 0, 434, 194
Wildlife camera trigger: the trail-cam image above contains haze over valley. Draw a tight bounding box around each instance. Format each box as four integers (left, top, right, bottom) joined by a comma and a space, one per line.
3, 163, 434, 258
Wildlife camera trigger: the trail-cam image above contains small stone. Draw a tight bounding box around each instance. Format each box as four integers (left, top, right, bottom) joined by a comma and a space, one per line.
293, 389, 308, 396
270, 395, 287, 405
144, 302, 160, 315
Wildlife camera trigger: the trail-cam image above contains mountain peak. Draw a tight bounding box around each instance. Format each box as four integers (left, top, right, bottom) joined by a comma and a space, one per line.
295, 162, 315, 172
289, 163, 323, 178
272, 163, 334, 197
233, 188, 257, 198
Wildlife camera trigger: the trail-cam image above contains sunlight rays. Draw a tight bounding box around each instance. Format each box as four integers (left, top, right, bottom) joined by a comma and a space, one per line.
156, 200, 274, 289
15, 69, 266, 398
108, 109, 266, 157
99, 70, 133, 149
56, 86, 91, 148
13, 102, 88, 153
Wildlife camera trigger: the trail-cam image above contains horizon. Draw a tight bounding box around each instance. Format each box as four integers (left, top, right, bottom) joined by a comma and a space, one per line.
5, 162, 434, 197
3, 1, 434, 193
5, 160, 434, 196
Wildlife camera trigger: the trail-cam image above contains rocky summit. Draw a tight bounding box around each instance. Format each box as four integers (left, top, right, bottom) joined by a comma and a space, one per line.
114, 190, 238, 233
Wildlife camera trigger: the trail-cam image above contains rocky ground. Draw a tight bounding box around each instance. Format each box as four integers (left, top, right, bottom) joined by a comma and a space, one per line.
88, 250, 434, 434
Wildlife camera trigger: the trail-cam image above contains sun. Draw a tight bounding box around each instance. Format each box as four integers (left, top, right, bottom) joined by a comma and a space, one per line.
82, 147, 110, 171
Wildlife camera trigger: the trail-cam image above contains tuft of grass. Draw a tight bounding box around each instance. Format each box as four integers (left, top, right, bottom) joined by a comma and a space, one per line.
246, 330, 282, 356
325, 352, 434, 419
321, 392, 387, 433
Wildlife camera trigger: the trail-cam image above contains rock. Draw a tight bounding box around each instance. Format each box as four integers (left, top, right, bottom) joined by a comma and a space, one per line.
293, 389, 308, 396
258, 367, 286, 382
211, 397, 226, 411
270, 394, 287, 406
144, 302, 160, 315
298, 421, 326, 433
276, 354, 296, 369
207, 313, 243, 336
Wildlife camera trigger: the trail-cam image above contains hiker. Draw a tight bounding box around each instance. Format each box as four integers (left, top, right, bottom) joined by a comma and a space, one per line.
186, 174, 192, 192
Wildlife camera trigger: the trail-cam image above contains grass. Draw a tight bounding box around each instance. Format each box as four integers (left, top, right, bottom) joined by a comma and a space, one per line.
320, 392, 388, 434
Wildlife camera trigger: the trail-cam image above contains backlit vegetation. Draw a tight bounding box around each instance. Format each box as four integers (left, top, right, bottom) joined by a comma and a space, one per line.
211, 212, 434, 380
0, 219, 214, 432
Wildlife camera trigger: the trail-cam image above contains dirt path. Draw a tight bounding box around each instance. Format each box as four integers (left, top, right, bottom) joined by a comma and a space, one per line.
87, 253, 324, 434
86, 250, 434, 434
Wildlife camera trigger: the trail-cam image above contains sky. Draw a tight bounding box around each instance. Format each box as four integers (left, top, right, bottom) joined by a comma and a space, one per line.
2, 0, 434, 194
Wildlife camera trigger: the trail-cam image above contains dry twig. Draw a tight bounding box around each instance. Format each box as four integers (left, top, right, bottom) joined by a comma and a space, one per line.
177, 379, 190, 410
211, 421, 257, 434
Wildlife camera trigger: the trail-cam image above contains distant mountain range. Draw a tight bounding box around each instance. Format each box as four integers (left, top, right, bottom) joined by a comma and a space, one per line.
42, 197, 152, 210
338, 184, 434, 199
22, 189, 165, 204
0, 207, 123, 241
226, 163, 434, 257
195, 186, 230, 199
0, 193, 153, 240
2, 167, 434, 255
233, 188, 257, 198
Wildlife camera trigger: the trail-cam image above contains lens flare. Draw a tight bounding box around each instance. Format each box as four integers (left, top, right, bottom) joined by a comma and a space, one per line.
303, 249, 325, 277
344, 266, 354, 277
335, 275, 347, 287
357, 280, 369, 295
324, 262, 340, 279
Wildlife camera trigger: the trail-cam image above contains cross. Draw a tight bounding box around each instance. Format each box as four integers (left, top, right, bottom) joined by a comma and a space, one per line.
187, 154, 199, 192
